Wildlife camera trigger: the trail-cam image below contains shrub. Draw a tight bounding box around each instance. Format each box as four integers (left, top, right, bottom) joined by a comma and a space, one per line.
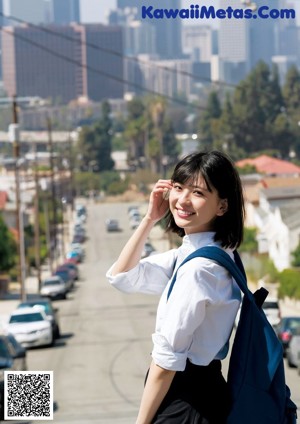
277, 268, 300, 299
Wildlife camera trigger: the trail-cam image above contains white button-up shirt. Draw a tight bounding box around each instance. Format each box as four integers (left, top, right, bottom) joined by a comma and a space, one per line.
106, 232, 241, 371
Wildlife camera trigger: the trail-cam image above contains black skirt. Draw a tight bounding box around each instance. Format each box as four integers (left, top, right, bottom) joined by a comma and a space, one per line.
146, 359, 231, 424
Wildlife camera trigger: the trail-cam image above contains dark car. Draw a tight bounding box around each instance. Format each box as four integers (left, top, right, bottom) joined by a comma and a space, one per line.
61, 262, 80, 280
56, 264, 77, 283
17, 298, 61, 339
54, 269, 74, 291
0, 333, 28, 420
276, 316, 300, 355
72, 233, 85, 244
0, 333, 27, 371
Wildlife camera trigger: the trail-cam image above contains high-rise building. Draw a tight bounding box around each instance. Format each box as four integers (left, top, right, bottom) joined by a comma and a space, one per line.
249, 0, 279, 68
51, 0, 80, 24
218, 0, 250, 67
182, 26, 213, 63
2, 23, 124, 103
147, 0, 182, 59
76, 24, 123, 101
3, 0, 46, 24
2, 24, 83, 102
113, 0, 182, 59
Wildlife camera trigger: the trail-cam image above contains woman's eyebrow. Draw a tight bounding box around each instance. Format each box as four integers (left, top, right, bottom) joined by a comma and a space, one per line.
190, 184, 209, 191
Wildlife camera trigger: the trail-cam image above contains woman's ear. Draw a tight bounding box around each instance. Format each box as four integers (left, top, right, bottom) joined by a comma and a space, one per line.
217, 199, 228, 216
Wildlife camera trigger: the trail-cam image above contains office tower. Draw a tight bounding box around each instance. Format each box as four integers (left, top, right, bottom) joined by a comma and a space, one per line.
3, 0, 46, 24
115, 0, 182, 59
73, 24, 124, 101
182, 26, 213, 63
51, 0, 80, 24
148, 0, 182, 59
219, 0, 281, 82
249, 0, 279, 68
218, 0, 250, 66
2, 25, 83, 102
1, 23, 123, 103
117, 0, 137, 8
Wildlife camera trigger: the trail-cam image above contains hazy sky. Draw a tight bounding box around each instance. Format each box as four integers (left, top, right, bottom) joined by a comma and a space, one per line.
80, 0, 116, 23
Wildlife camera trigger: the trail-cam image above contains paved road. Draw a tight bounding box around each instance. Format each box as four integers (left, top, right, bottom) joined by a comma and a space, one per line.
1, 200, 299, 423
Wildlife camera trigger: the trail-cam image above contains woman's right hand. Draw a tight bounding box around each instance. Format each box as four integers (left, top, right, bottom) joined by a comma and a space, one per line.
145, 179, 173, 223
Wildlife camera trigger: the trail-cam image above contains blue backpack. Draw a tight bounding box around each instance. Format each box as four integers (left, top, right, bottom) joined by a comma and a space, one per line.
167, 246, 297, 424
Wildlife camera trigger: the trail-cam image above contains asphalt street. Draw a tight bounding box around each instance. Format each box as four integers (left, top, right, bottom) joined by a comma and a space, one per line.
0, 200, 299, 423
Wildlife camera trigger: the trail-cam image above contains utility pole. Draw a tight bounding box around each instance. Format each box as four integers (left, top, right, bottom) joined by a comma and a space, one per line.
33, 142, 41, 291
47, 117, 58, 269
68, 133, 75, 212
9, 96, 26, 302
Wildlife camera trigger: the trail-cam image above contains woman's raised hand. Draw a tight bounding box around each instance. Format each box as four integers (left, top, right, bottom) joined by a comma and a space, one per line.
146, 179, 173, 223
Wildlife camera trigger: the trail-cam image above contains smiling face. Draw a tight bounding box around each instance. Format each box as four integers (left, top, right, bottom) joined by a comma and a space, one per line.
169, 175, 227, 235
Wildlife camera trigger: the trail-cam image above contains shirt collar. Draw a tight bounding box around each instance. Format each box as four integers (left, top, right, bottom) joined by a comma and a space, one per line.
182, 232, 218, 250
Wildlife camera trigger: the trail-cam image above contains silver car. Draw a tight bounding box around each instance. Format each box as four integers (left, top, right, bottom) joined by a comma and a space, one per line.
7, 307, 53, 348
40, 276, 68, 300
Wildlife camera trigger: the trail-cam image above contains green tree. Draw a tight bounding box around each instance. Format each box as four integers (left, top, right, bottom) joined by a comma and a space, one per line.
239, 227, 258, 253
76, 101, 115, 172
198, 91, 221, 150
95, 101, 115, 172
291, 242, 300, 267
231, 62, 283, 154
0, 214, 17, 272
282, 66, 300, 111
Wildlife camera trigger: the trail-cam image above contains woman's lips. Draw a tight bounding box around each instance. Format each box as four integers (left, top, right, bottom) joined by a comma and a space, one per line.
176, 208, 194, 218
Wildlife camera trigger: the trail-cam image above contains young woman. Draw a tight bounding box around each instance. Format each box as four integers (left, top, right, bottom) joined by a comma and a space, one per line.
106, 151, 245, 424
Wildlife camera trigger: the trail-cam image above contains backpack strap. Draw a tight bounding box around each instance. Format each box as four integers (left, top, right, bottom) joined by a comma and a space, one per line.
167, 246, 252, 301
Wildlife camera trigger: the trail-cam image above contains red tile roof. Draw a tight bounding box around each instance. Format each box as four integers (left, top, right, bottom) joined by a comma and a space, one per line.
0, 191, 8, 210
236, 155, 300, 175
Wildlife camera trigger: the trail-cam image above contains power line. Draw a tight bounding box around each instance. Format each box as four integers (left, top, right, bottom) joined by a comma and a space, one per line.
0, 11, 237, 89
0, 26, 210, 111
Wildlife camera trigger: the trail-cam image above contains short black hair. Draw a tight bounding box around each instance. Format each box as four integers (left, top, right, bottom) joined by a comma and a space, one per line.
164, 150, 245, 248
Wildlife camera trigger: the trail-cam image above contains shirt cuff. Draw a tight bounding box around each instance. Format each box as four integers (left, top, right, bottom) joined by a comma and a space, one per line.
152, 333, 187, 371
106, 263, 141, 293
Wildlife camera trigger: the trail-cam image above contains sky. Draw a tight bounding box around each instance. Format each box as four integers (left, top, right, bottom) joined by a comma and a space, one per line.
80, 0, 116, 23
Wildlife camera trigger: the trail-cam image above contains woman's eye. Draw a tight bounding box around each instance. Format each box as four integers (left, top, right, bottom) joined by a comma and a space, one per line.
173, 184, 182, 190
194, 191, 203, 196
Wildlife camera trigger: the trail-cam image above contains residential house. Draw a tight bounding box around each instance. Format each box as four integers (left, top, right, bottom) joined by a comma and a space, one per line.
241, 172, 300, 271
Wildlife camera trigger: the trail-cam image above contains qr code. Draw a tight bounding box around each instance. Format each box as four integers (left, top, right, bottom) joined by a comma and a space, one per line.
4, 371, 53, 420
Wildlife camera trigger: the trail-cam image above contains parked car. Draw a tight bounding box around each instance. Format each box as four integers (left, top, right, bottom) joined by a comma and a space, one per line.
262, 298, 281, 327
106, 219, 120, 232
72, 233, 85, 244
54, 269, 74, 291
286, 326, 300, 372
7, 307, 53, 348
40, 276, 68, 300
0, 333, 28, 420
66, 251, 81, 263
76, 204, 87, 218
69, 243, 85, 262
17, 298, 61, 339
276, 316, 300, 356
61, 261, 80, 281
56, 264, 77, 283
0, 333, 27, 371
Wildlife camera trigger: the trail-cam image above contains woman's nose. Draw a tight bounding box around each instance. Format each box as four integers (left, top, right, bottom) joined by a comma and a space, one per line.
178, 190, 191, 204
